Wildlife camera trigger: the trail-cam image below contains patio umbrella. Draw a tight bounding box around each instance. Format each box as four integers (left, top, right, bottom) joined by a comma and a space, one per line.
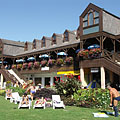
87, 44, 100, 49
39, 54, 49, 58
16, 59, 25, 63
27, 57, 35, 61
57, 52, 68, 56
0, 61, 8, 64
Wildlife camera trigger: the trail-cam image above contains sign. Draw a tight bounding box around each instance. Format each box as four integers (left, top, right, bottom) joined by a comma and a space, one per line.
91, 68, 99, 73
41, 66, 49, 71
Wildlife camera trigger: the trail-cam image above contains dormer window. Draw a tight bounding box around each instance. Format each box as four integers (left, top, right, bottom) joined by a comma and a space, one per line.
83, 10, 99, 27
24, 42, 28, 51
33, 39, 36, 49
63, 31, 69, 42
41, 37, 46, 47
52, 35, 56, 45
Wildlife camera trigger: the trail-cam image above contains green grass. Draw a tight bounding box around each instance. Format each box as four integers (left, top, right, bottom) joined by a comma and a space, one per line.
0, 96, 119, 120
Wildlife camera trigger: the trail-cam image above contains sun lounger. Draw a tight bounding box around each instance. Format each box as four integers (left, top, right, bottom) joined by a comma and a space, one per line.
52, 95, 65, 109
33, 99, 46, 109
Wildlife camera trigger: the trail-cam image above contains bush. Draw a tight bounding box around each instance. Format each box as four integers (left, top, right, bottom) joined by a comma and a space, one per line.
9, 87, 26, 96
34, 88, 57, 99
55, 75, 81, 97
73, 88, 115, 109
0, 90, 6, 96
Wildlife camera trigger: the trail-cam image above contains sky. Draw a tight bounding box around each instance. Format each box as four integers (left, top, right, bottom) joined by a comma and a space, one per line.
0, 0, 120, 42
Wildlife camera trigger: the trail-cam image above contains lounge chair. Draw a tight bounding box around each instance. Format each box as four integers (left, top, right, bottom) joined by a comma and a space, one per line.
18, 94, 31, 109
10, 92, 22, 104
33, 98, 46, 109
52, 95, 65, 109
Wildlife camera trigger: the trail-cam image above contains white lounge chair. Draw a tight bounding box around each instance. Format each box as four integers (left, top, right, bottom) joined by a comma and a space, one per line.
33, 99, 46, 109
52, 95, 65, 109
18, 96, 31, 109
10, 92, 22, 104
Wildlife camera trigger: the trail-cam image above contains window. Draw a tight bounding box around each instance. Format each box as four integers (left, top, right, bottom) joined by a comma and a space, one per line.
33, 40, 36, 49
63, 31, 69, 42
83, 9, 99, 27
41, 38, 46, 47
52, 35, 56, 45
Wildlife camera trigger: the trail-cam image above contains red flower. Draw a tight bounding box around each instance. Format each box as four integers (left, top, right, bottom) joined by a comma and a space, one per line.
60, 80, 64, 83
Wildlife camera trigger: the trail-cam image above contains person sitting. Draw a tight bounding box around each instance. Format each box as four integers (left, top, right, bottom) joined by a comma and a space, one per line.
6, 89, 12, 97
14, 81, 19, 87
21, 93, 29, 105
36, 97, 45, 105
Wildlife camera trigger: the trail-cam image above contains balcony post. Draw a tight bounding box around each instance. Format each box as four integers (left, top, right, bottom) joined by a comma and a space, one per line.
101, 66, 105, 89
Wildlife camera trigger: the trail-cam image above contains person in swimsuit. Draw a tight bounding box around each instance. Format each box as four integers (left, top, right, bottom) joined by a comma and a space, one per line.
107, 85, 120, 117
6, 89, 12, 97
36, 97, 44, 105
21, 93, 29, 105
28, 84, 36, 101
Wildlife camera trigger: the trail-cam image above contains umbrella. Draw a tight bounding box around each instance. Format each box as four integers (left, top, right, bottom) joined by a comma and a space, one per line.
76, 49, 85, 53
87, 44, 100, 49
16, 59, 25, 63
0, 61, 8, 64
27, 57, 35, 61
39, 54, 49, 58
57, 52, 68, 56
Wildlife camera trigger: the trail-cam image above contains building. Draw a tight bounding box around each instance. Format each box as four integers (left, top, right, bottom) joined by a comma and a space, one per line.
0, 3, 120, 89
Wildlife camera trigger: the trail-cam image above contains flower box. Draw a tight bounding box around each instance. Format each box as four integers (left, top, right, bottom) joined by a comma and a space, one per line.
34, 61, 40, 68
65, 57, 73, 65
48, 59, 56, 67
22, 63, 28, 69
28, 62, 33, 69
17, 64, 22, 69
12, 64, 16, 69
41, 60, 47, 67
56, 58, 64, 66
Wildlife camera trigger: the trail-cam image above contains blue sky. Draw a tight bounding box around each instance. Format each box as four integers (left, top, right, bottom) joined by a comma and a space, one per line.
0, 0, 120, 42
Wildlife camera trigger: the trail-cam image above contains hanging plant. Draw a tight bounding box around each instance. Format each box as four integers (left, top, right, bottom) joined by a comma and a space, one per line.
17, 64, 22, 70
65, 57, 73, 65
28, 62, 33, 69
41, 60, 47, 67
34, 61, 40, 68
12, 64, 16, 69
56, 58, 64, 66
48, 59, 56, 67
22, 63, 28, 69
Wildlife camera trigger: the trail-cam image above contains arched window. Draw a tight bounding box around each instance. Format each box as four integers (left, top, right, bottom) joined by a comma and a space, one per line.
52, 35, 56, 45
83, 9, 99, 27
64, 31, 69, 42
41, 38, 46, 47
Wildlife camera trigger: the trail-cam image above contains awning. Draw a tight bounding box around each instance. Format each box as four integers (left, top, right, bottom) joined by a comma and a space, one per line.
27, 57, 35, 61
57, 52, 68, 56
57, 71, 80, 75
39, 54, 49, 58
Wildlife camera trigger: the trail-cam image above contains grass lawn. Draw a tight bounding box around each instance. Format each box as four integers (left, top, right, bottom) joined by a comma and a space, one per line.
0, 96, 119, 120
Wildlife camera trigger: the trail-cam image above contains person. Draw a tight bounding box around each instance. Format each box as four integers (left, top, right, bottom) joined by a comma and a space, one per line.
27, 84, 36, 101
36, 97, 44, 105
107, 85, 120, 117
14, 81, 19, 87
38, 83, 41, 90
6, 89, 12, 97
21, 93, 29, 105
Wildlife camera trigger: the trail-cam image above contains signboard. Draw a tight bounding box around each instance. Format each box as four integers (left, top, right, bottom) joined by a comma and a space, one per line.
41, 66, 49, 71
91, 68, 99, 73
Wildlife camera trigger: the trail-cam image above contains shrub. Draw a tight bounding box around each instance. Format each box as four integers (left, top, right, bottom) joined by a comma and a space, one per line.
0, 90, 6, 96
9, 87, 27, 96
6, 81, 12, 88
73, 88, 114, 109
55, 75, 81, 96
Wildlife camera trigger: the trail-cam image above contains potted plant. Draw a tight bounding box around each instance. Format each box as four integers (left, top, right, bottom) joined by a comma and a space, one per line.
41, 60, 47, 67
56, 58, 64, 66
28, 62, 33, 69
34, 61, 40, 68
65, 57, 73, 65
